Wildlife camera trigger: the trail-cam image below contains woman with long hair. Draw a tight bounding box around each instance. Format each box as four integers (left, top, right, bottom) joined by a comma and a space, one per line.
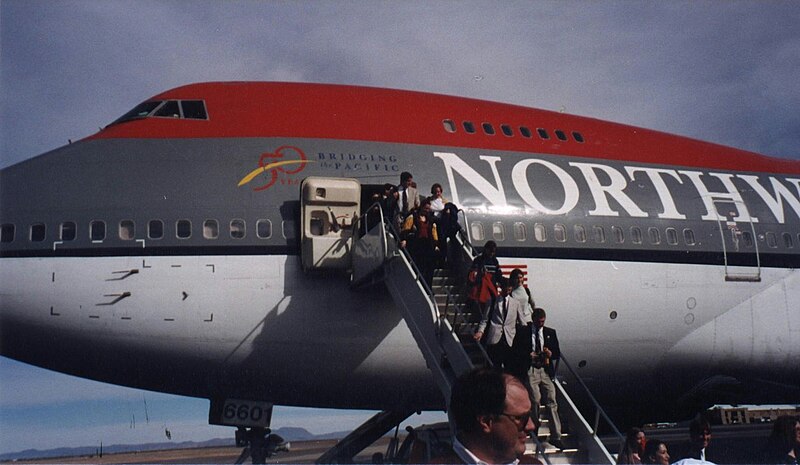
618, 427, 646, 464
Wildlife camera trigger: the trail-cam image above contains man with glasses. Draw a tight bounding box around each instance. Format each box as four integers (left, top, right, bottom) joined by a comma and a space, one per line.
444, 368, 541, 464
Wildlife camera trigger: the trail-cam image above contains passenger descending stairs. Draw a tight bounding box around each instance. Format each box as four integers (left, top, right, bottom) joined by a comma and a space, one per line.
350, 217, 618, 464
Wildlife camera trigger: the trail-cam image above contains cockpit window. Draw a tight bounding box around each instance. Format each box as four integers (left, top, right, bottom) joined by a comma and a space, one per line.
154, 100, 180, 118
181, 100, 207, 119
111, 100, 163, 125
108, 99, 208, 126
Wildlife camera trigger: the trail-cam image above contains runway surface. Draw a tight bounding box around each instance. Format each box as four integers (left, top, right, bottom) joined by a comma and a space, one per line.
3, 438, 393, 464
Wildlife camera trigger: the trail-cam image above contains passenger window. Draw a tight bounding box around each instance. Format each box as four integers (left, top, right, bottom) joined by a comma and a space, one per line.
60, 222, 76, 241
648, 227, 661, 245
154, 100, 180, 118
443, 119, 456, 133
683, 229, 696, 246
593, 226, 606, 243
501, 125, 513, 137
176, 219, 192, 239
463, 121, 476, 133
1, 224, 14, 243
471, 222, 485, 242
572, 132, 585, 143
555, 130, 567, 141
482, 123, 495, 135
513, 222, 526, 242
180, 100, 207, 119
257, 219, 272, 239
203, 219, 219, 239
119, 220, 135, 240
537, 128, 549, 140
783, 232, 794, 248
612, 226, 624, 244
520, 126, 532, 138
766, 232, 777, 248
554, 224, 567, 242
534, 223, 547, 242
148, 220, 164, 239
574, 225, 587, 243
666, 227, 678, 245
492, 222, 505, 241
230, 219, 246, 239
30, 223, 46, 242
282, 220, 297, 239
630, 226, 642, 244
90, 220, 106, 241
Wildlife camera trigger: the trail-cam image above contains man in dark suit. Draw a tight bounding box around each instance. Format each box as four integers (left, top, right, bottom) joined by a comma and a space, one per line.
528, 307, 564, 450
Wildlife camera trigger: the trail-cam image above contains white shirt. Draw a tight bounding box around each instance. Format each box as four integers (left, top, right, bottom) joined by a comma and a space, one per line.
453, 437, 520, 465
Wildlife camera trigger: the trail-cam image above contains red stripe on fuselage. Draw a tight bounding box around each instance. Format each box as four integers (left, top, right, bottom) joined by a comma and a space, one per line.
88, 82, 800, 175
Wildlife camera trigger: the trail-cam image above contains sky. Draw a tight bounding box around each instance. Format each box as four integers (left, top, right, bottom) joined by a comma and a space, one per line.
1, 0, 799, 456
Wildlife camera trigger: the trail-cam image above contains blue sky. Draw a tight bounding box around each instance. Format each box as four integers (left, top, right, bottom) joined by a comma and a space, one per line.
1, 0, 799, 456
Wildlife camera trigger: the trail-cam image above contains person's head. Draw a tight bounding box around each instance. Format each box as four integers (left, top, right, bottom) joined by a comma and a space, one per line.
449, 368, 534, 463
689, 414, 711, 449
383, 183, 394, 195
532, 307, 547, 329
642, 439, 669, 465
509, 269, 524, 289
400, 171, 413, 188
767, 415, 800, 454
625, 427, 646, 454
431, 183, 443, 197
420, 198, 432, 214
498, 277, 512, 297
482, 241, 497, 259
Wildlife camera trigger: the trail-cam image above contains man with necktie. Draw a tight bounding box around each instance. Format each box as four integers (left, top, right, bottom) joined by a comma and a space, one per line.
474, 278, 524, 371
528, 307, 564, 450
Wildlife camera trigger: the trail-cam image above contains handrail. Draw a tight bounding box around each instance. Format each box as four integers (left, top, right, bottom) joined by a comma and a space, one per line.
384, 212, 437, 299
556, 353, 624, 444
455, 208, 477, 258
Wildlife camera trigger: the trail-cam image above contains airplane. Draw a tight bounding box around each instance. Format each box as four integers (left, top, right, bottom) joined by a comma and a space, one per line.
1, 82, 798, 457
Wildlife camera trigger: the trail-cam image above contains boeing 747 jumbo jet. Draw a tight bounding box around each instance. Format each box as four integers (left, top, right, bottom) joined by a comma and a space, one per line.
1, 82, 798, 461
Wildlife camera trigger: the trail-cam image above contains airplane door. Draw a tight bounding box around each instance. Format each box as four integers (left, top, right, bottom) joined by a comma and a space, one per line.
711, 199, 761, 282
300, 177, 360, 272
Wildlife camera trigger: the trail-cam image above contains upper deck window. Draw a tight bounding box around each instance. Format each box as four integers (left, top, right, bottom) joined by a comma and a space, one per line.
463, 121, 476, 134
482, 123, 495, 135
443, 119, 457, 133
1, 224, 14, 243
501, 124, 513, 137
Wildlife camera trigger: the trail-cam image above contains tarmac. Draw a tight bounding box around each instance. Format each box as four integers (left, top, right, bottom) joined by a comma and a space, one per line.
3, 438, 394, 464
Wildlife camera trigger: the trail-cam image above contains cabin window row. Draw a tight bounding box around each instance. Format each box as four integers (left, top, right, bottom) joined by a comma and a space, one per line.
0, 219, 300, 243
442, 119, 584, 143
466, 221, 799, 250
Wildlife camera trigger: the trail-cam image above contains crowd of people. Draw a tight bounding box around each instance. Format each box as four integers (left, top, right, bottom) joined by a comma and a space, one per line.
616, 414, 800, 465
368, 172, 461, 286
373, 173, 800, 465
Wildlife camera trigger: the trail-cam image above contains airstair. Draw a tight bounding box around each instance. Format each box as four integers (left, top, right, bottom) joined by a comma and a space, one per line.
345, 204, 624, 464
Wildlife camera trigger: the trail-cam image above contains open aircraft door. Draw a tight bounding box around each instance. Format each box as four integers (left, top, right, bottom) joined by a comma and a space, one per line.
300, 177, 360, 272
711, 199, 761, 282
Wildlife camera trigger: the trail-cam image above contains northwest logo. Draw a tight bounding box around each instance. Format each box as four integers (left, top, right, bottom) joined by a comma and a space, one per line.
238, 146, 310, 191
